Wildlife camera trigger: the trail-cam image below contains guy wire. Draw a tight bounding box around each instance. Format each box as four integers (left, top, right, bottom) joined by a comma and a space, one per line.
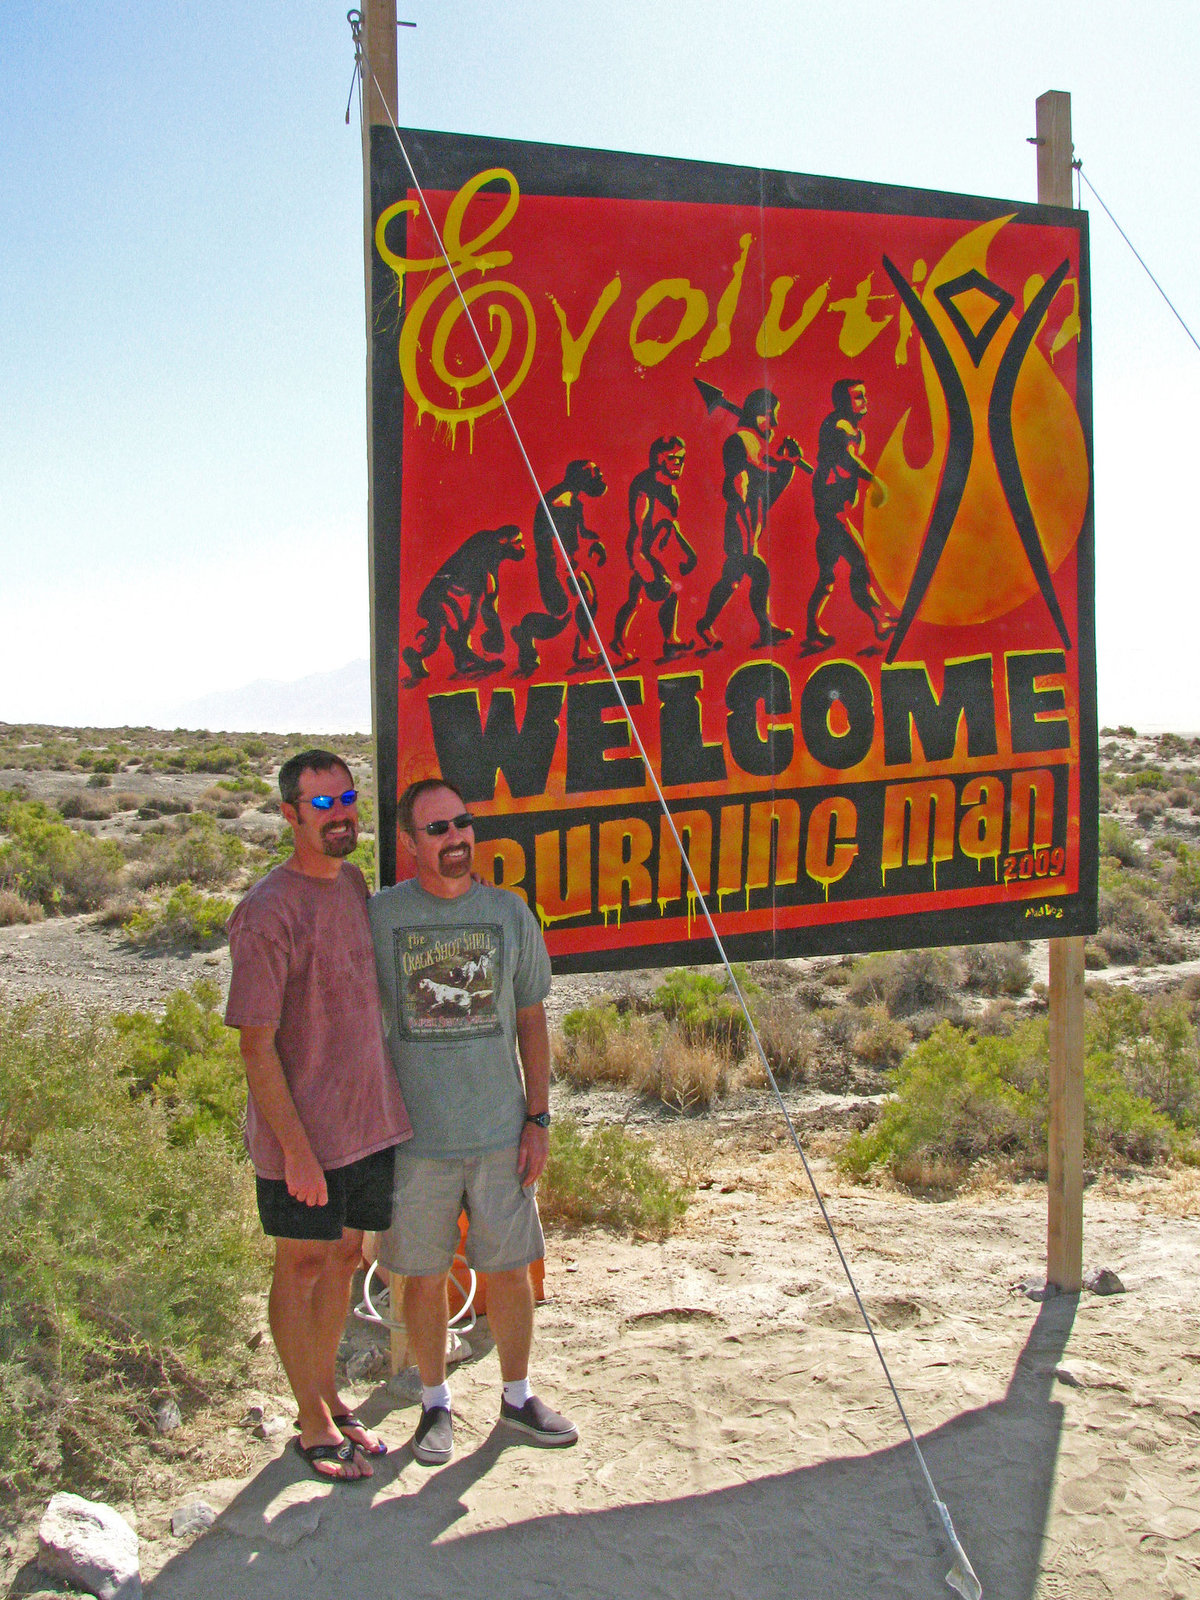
362, 52, 981, 1597
1076, 161, 1200, 357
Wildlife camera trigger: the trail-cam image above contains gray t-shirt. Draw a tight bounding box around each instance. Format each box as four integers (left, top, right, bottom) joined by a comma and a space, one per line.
369, 879, 552, 1158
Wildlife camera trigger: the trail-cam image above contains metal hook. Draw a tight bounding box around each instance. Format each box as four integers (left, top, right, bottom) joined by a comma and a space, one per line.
345, 10, 364, 124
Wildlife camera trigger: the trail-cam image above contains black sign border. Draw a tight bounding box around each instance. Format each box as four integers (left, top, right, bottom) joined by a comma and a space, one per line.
369, 125, 1097, 971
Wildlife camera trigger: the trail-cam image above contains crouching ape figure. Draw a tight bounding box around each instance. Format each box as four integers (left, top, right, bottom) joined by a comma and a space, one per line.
402, 524, 525, 686
370, 778, 578, 1464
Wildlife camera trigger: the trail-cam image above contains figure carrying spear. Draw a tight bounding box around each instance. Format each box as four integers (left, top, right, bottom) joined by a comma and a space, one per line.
694, 382, 810, 650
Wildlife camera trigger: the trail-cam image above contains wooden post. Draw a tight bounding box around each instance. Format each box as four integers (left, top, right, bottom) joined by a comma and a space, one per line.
360, 0, 397, 867
359, 0, 408, 1375
1037, 89, 1085, 1291
1035, 90, 1074, 208
1047, 937, 1085, 1290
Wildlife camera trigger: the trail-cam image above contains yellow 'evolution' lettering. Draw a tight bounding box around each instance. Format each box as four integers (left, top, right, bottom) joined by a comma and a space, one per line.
375, 169, 1073, 433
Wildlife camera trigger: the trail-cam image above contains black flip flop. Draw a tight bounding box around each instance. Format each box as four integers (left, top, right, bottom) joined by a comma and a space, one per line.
332, 1411, 388, 1456
292, 1413, 388, 1456
293, 1435, 363, 1481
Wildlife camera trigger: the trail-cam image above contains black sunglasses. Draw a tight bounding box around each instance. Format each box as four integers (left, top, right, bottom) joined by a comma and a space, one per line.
305, 789, 358, 811
418, 812, 474, 836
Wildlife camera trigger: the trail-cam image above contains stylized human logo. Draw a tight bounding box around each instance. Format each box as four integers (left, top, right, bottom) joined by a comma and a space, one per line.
864, 218, 1089, 662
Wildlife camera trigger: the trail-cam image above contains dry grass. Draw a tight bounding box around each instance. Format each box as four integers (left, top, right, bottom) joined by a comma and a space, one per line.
554, 1008, 733, 1110
653, 1121, 718, 1188
554, 1007, 649, 1088
890, 1153, 970, 1193
0, 890, 43, 926
851, 1004, 911, 1066
632, 1032, 730, 1111
750, 992, 822, 1081
1121, 1167, 1200, 1219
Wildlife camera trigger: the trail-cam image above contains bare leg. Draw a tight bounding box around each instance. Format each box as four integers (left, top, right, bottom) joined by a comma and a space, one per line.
611, 576, 642, 654
404, 1273, 451, 1387
483, 1266, 534, 1382
270, 1232, 371, 1479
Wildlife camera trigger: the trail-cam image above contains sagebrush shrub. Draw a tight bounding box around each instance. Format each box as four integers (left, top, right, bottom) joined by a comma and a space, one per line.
852, 1004, 911, 1067
750, 991, 822, 1081
848, 948, 955, 1018
555, 1006, 730, 1108
124, 882, 234, 949
839, 992, 1193, 1189
0, 992, 265, 1500
135, 811, 245, 889
0, 791, 122, 911
539, 1116, 689, 1235
652, 966, 753, 1056
0, 890, 42, 927
960, 943, 1032, 997
1099, 816, 1142, 867
112, 980, 246, 1146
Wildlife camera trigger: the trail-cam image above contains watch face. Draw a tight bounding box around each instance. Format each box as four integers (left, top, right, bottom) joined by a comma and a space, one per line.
528, 1112, 551, 1127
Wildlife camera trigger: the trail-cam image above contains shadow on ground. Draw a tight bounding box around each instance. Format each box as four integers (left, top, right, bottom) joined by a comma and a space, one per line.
147, 1297, 1076, 1600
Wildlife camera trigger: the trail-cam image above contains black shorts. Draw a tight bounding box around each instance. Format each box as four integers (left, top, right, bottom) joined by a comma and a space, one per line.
255, 1146, 397, 1242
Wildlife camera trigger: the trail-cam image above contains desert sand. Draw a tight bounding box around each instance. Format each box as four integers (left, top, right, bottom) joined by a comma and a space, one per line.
116, 1143, 1200, 1600
4, 732, 1200, 1598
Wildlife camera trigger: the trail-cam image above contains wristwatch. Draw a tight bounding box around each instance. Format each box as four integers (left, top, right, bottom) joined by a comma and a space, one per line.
524, 1110, 552, 1128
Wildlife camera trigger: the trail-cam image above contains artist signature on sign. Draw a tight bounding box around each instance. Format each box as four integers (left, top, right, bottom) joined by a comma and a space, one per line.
1024, 902, 1064, 920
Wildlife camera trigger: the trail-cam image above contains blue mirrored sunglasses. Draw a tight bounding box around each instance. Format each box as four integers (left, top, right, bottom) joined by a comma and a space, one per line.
420, 812, 473, 836
306, 789, 357, 811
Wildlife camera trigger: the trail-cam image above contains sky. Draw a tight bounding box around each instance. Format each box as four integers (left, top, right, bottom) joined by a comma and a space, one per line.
2, 0, 1198, 731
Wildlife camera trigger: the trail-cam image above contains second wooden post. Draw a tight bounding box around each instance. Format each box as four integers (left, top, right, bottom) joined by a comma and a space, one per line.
1037, 88, 1085, 1292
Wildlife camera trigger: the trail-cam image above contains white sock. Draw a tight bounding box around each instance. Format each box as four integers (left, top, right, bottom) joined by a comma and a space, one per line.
503, 1376, 532, 1409
422, 1381, 451, 1412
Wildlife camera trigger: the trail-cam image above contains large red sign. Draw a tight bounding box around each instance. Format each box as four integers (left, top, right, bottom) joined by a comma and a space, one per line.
370, 129, 1096, 971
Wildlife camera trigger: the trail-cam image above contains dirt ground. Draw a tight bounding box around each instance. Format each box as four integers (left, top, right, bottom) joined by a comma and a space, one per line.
5, 735, 1200, 1597
10, 1143, 1199, 1600
4, 921, 1200, 1599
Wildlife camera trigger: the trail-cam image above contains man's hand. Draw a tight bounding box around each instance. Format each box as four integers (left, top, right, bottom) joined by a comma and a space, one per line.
515, 1002, 551, 1188
285, 1144, 328, 1207
238, 1025, 328, 1207
517, 1121, 550, 1187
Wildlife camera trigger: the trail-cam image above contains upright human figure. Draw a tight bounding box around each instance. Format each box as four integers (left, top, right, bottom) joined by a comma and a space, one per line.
225, 749, 412, 1481
802, 378, 894, 652
610, 435, 697, 664
370, 778, 577, 1466
512, 460, 607, 676
696, 388, 806, 650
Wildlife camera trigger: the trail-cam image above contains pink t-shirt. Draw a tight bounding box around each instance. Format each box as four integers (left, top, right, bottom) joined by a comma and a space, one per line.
225, 862, 411, 1179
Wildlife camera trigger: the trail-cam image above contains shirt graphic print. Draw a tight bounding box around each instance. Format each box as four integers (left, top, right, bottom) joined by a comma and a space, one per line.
393, 922, 504, 1040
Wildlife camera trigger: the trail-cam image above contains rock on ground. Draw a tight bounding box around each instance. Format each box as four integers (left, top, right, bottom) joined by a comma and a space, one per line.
37, 1493, 141, 1600
169, 1503, 216, 1539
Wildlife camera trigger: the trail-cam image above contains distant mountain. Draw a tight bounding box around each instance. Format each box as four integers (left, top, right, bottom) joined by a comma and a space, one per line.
166, 659, 371, 734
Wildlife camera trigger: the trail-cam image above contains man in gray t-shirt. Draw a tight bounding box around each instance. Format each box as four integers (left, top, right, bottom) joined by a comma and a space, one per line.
370, 777, 577, 1465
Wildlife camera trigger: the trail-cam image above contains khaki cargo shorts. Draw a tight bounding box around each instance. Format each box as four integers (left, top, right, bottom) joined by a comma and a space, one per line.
377, 1144, 545, 1277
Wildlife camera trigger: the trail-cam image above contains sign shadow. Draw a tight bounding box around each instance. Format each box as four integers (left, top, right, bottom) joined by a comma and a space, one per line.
148, 1295, 1076, 1600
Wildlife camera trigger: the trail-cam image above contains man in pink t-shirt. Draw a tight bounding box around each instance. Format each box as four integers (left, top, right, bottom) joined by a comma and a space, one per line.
225, 748, 411, 1482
